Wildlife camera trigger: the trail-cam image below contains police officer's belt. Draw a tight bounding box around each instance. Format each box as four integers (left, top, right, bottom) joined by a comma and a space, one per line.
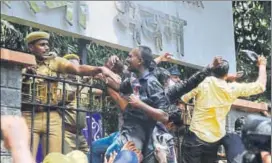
21, 104, 59, 113
65, 123, 82, 134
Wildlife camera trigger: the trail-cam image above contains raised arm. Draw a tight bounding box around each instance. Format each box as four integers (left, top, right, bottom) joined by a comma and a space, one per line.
167, 66, 211, 103
256, 55, 267, 88
66, 63, 121, 84
231, 55, 267, 98
51, 57, 121, 84
107, 87, 128, 112
154, 53, 172, 65
167, 56, 223, 102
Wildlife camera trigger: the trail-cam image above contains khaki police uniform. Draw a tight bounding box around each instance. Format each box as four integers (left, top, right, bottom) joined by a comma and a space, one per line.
57, 75, 89, 154
22, 56, 71, 157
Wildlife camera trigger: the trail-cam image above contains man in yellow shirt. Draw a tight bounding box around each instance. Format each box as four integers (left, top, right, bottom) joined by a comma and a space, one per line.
21, 31, 119, 158
180, 56, 267, 163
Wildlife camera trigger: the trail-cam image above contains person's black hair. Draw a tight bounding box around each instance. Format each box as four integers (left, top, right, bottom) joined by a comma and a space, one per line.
168, 105, 183, 126
212, 59, 229, 78
138, 45, 156, 71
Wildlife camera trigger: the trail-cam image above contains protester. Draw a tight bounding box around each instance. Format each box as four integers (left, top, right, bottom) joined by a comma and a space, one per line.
90, 52, 174, 162
180, 56, 267, 163
93, 51, 224, 162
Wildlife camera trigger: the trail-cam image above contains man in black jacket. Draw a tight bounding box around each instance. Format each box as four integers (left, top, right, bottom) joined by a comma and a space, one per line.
102, 47, 223, 163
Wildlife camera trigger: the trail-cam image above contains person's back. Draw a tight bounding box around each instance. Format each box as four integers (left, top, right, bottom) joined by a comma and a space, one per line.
188, 76, 259, 142
182, 58, 266, 143
180, 57, 267, 163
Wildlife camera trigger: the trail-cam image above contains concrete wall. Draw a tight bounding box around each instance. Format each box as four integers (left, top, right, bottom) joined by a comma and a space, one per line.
0, 48, 36, 163
1, 1, 236, 72
0, 61, 23, 163
0, 62, 22, 115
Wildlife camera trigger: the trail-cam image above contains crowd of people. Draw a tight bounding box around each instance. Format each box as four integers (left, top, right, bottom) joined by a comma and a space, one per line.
1, 31, 270, 163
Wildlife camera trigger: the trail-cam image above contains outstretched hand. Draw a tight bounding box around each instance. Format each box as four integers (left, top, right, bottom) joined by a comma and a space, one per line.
122, 141, 143, 163
209, 56, 223, 69
104, 141, 143, 163
101, 66, 121, 84
155, 53, 173, 64
257, 55, 267, 66
25, 66, 37, 75
160, 53, 172, 62
105, 55, 120, 69
129, 94, 143, 109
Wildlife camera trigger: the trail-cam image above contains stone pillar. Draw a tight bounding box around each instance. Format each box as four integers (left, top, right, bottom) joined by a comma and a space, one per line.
0, 48, 36, 163
226, 99, 268, 133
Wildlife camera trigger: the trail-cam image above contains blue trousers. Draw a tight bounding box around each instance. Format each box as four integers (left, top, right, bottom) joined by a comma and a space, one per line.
89, 132, 120, 163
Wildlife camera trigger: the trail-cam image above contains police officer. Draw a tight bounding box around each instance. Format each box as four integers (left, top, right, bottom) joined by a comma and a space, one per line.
21, 31, 119, 157
60, 53, 102, 154
168, 65, 182, 84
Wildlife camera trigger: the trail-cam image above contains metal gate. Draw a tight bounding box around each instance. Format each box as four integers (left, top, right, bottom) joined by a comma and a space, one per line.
20, 73, 200, 163
21, 72, 115, 162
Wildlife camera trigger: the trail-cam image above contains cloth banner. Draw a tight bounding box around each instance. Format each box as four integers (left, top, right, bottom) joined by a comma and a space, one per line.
36, 113, 103, 162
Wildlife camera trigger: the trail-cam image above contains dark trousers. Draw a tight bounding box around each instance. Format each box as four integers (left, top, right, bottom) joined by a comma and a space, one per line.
181, 131, 220, 163
221, 133, 245, 163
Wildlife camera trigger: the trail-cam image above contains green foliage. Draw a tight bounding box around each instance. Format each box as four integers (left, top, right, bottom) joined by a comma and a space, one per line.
0, 19, 28, 52
233, 1, 271, 102
49, 33, 78, 57
0, 20, 78, 56
86, 42, 128, 66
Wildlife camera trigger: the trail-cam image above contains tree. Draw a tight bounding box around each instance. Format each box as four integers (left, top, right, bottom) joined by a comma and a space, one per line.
233, 1, 271, 102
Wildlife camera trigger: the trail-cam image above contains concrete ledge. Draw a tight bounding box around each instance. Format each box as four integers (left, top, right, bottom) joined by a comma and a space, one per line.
232, 99, 268, 112
0, 48, 36, 66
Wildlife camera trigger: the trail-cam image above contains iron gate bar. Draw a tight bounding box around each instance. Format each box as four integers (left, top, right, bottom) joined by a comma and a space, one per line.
30, 76, 36, 154
22, 73, 107, 160
88, 85, 93, 163
21, 73, 195, 163
46, 80, 51, 154
101, 89, 106, 138
76, 84, 80, 150
61, 80, 66, 154
22, 73, 100, 88
21, 102, 102, 113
